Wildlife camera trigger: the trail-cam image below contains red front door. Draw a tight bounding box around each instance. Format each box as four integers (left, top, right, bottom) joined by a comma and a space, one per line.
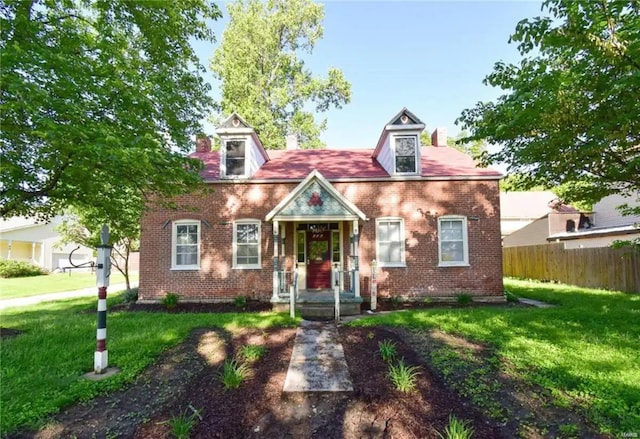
307, 230, 331, 289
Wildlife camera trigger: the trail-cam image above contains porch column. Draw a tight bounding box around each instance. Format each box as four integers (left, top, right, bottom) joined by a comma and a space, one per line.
353, 220, 360, 297
272, 221, 280, 300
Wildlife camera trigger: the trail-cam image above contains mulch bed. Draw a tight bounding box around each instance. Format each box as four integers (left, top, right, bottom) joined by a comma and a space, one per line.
6, 301, 609, 439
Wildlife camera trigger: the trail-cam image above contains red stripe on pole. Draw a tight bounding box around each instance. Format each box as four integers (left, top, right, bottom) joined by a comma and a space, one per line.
98, 286, 107, 299
97, 339, 106, 351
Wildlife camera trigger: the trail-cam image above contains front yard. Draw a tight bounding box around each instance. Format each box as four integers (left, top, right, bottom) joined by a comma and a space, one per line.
0, 278, 637, 437
0, 272, 138, 299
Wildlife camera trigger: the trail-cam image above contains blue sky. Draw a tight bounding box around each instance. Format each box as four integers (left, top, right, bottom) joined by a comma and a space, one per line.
194, 1, 546, 149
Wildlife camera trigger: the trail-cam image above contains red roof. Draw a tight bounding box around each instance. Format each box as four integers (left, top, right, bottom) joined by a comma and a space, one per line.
190, 147, 501, 181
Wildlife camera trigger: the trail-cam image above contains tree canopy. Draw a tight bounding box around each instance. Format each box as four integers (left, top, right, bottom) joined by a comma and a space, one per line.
211, 0, 351, 149
1, 0, 221, 219
457, 0, 640, 205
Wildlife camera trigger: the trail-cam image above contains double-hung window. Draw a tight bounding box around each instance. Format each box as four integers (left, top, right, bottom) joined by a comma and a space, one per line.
224, 139, 246, 177
376, 218, 405, 267
233, 220, 261, 268
172, 220, 200, 270
438, 216, 469, 266
394, 136, 418, 174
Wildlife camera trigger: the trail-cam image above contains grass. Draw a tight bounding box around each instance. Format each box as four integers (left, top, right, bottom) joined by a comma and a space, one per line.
0, 291, 297, 435
388, 358, 421, 393
349, 278, 640, 434
0, 272, 138, 299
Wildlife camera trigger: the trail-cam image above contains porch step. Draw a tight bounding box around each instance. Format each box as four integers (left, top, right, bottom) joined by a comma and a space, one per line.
272, 293, 363, 318
296, 296, 362, 319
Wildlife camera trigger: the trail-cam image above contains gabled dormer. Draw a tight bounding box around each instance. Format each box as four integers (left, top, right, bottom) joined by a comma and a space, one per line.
215, 113, 269, 179
372, 108, 426, 176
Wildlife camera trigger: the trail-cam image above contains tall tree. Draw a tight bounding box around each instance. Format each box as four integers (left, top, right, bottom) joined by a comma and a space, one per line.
212, 0, 351, 149
1, 0, 221, 219
457, 0, 640, 208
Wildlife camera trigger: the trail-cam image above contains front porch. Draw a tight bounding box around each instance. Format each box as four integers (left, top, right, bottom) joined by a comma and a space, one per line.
265, 170, 368, 318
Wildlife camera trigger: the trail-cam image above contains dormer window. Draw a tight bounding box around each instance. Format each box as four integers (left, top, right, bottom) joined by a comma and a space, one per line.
216, 112, 269, 180
224, 139, 246, 177
394, 135, 418, 174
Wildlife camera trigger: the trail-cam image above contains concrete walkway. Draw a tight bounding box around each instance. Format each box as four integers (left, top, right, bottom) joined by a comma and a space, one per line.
283, 320, 354, 392
518, 298, 556, 308
0, 282, 136, 310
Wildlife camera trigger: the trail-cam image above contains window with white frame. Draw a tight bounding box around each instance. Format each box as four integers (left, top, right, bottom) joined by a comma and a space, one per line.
233, 220, 261, 268
224, 139, 246, 177
438, 216, 469, 266
172, 220, 200, 270
394, 135, 418, 174
376, 218, 405, 266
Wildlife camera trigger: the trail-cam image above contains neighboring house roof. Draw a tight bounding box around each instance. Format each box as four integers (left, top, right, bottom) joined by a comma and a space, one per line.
0, 216, 44, 233
548, 224, 640, 242
499, 191, 558, 219
191, 146, 501, 182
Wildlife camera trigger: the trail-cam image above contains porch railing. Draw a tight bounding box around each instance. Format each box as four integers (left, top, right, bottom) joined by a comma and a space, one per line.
274, 268, 358, 300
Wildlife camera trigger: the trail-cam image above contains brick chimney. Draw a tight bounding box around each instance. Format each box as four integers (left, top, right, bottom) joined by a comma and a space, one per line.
431, 127, 447, 147
196, 136, 211, 153
286, 133, 299, 150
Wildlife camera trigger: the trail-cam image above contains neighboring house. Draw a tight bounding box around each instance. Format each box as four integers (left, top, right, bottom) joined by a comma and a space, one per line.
503, 193, 640, 249
0, 216, 93, 271
499, 191, 558, 237
548, 193, 640, 249
139, 109, 505, 313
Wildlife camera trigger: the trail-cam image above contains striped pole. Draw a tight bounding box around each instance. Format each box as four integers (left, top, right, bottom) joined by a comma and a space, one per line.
95, 225, 112, 374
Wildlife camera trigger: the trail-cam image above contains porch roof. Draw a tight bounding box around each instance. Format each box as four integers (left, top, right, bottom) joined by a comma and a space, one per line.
265, 170, 367, 222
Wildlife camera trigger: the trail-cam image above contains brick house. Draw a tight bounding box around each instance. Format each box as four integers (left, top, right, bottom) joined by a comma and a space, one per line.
139, 109, 504, 313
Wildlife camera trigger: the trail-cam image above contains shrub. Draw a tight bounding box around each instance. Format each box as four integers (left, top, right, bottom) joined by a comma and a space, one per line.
378, 339, 397, 363
234, 295, 247, 308
238, 344, 266, 363
162, 292, 179, 309
388, 358, 421, 393
218, 359, 251, 390
436, 414, 474, 439
0, 260, 47, 278
389, 296, 403, 308
504, 290, 519, 303
123, 288, 139, 303
166, 405, 202, 439
456, 293, 473, 306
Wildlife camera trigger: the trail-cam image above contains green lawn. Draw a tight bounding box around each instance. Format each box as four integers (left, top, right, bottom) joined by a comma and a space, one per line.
0, 291, 297, 434
0, 272, 138, 299
350, 278, 640, 434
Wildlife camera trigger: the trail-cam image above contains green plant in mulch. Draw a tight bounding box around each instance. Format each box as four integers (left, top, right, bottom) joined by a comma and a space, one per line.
238, 344, 266, 363
436, 414, 474, 439
388, 358, 421, 393
123, 288, 139, 303
162, 292, 179, 309
234, 295, 248, 308
389, 296, 403, 308
218, 359, 251, 390
378, 339, 397, 363
455, 293, 473, 306
166, 404, 202, 439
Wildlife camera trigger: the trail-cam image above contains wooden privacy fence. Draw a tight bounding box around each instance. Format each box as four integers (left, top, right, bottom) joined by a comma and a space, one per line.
503, 243, 640, 293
